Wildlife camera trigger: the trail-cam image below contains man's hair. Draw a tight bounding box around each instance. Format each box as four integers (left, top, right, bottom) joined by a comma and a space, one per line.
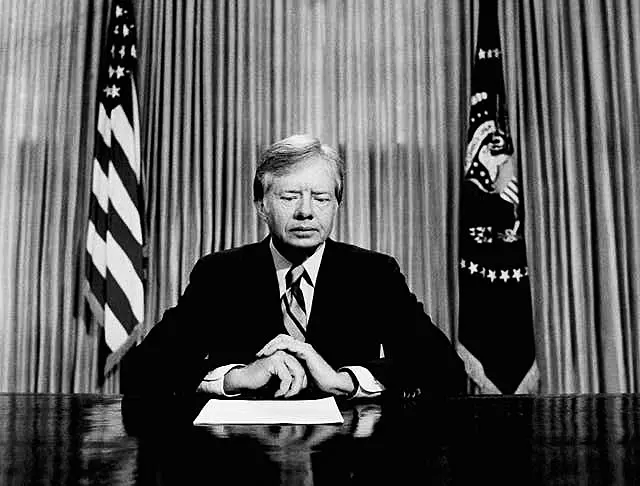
253, 134, 345, 203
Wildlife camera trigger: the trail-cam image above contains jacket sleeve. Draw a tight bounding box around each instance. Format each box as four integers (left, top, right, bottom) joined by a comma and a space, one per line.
365, 256, 468, 397
122, 257, 215, 397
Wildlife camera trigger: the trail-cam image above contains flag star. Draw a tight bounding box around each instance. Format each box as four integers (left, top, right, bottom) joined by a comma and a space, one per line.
488, 270, 497, 282
119, 45, 126, 58
460, 259, 466, 269
478, 49, 485, 59
116, 5, 123, 17
494, 49, 501, 57
131, 45, 137, 58
108, 65, 116, 78
104, 85, 120, 98
114, 25, 120, 35
123, 25, 130, 37
469, 262, 478, 274
500, 270, 510, 282
524, 267, 529, 276
513, 268, 523, 282
110, 45, 115, 57
116, 65, 125, 78
480, 267, 486, 277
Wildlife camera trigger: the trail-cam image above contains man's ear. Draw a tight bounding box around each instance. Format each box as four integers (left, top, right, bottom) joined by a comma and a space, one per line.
254, 199, 267, 223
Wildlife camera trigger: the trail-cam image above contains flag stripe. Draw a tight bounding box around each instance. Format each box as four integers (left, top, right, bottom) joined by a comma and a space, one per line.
111, 104, 140, 179
97, 103, 111, 149
107, 165, 143, 244
86, 257, 107, 307
110, 138, 142, 209
94, 132, 111, 175
91, 158, 109, 214
88, 194, 108, 242
108, 209, 144, 278
105, 272, 138, 335
86, 220, 106, 278
105, 303, 132, 350
106, 234, 144, 322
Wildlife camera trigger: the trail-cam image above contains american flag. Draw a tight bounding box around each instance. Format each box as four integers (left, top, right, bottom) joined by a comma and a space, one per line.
456, 0, 538, 394
86, 0, 144, 374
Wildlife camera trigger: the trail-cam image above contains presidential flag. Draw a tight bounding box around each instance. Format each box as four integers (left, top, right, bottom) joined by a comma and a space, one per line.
457, 0, 538, 394
85, 0, 144, 375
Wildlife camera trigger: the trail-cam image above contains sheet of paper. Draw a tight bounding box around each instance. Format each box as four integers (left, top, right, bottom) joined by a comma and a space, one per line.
193, 397, 344, 425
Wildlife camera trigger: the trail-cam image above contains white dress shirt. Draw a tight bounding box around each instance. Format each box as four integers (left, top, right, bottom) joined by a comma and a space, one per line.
199, 241, 385, 398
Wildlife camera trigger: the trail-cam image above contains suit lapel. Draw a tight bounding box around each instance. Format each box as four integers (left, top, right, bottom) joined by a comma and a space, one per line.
307, 239, 342, 334
251, 237, 285, 335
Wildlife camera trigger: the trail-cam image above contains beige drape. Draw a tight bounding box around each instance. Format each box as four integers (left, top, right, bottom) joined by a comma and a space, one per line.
1, 0, 639, 394
0, 0, 107, 391
501, 0, 640, 393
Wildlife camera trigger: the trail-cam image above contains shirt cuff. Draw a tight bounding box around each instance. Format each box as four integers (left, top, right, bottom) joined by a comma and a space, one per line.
198, 364, 245, 396
339, 366, 385, 399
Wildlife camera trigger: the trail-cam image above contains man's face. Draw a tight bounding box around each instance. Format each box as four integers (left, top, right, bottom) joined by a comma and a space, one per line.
257, 157, 339, 255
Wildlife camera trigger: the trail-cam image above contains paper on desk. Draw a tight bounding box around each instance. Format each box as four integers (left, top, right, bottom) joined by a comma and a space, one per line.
193, 397, 344, 425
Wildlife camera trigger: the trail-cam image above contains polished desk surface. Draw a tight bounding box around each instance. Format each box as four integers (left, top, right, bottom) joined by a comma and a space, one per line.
1, 393, 640, 485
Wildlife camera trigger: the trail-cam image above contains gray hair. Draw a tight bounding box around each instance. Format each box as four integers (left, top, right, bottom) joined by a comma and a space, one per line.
253, 134, 345, 203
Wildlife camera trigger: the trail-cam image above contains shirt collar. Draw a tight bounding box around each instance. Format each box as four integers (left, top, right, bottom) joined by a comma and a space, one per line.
269, 238, 325, 287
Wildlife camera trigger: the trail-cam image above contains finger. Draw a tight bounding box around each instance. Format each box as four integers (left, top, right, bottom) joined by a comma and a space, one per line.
261, 339, 309, 360
272, 359, 293, 398
261, 334, 296, 357
256, 334, 291, 357
283, 355, 307, 398
259, 342, 295, 360
258, 339, 299, 358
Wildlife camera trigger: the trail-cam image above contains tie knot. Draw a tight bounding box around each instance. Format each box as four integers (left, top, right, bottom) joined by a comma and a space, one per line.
286, 264, 307, 289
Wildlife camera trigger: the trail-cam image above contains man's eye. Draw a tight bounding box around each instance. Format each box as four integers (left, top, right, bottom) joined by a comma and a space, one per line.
280, 195, 297, 201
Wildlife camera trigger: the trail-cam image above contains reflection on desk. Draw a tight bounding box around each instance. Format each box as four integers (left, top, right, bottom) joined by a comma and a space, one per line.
2, 394, 640, 485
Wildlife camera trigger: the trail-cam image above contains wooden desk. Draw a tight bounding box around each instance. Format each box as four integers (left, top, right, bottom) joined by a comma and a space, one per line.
1, 394, 640, 485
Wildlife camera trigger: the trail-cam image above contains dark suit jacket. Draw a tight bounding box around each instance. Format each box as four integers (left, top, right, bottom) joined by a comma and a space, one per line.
124, 238, 467, 397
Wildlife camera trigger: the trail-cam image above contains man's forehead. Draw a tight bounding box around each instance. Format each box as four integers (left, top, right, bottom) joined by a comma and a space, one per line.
270, 158, 337, 181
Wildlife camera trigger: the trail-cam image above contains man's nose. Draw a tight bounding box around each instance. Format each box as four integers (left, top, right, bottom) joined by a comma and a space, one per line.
294, 194, 313, 219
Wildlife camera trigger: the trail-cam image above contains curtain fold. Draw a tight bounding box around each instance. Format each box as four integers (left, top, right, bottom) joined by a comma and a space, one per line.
0, 0, 107, 391
1, 0, 639, 394
502, 0, 640, 392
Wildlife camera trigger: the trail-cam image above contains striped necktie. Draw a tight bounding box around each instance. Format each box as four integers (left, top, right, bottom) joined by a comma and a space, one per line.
281, 264, 308, 341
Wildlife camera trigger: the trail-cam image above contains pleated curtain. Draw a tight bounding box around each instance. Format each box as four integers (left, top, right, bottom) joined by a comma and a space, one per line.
0, 0, 639, 394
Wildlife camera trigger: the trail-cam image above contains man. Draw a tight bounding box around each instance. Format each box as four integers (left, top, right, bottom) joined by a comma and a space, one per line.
124, 134, 466, 399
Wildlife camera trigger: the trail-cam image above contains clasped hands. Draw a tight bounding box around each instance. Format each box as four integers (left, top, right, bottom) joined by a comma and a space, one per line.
223, 334, 356, 398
